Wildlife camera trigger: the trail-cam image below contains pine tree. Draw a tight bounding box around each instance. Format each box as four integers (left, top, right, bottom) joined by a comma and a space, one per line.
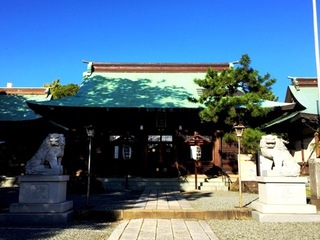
191, 54, 277, 153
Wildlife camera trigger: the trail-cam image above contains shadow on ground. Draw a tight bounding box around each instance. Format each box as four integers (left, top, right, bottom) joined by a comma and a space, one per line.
69, 190, 142, 221
181, 191, 213, 201
0, 187, 142, 223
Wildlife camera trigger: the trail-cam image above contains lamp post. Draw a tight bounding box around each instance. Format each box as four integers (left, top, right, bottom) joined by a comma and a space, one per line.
234, 124, 245, 208
85, 126, 94, 206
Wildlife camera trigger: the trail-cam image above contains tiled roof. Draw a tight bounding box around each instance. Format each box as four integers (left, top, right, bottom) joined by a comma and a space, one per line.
0, 88, 50, 121
262, 112, 300, 129
28, 71, 211, 109
28, 62, 233, 109
263, 80, 319, 129
0, 95, 42, 121
237, 100, 295, 110
287, 85, 318, 115
28, 62, 298, 111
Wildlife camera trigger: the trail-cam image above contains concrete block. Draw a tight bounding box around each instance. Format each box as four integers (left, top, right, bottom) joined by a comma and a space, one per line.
0, 210, 74, 226
18, 175, 69, 204
1, 175, 73, 226
251, 201, 317, 214
252, 211, 320, 222
309, 159, 320, 199
10, 200, 73, 213
252, 176, 319, 222
256, 177, 307, 205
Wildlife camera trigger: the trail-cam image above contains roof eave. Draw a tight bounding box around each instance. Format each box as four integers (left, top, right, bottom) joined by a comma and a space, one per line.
90, 62, 231, 73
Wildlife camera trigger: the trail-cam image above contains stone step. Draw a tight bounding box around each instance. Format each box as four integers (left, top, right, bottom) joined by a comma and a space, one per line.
198, 178, 229, 191
98, 175, 229, 192
200, 182, 226, 187
200, 179, 226, 185
198, 185, 229, 191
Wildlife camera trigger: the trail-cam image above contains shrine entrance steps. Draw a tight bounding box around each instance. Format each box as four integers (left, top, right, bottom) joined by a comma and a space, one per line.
98, 174, 233, 192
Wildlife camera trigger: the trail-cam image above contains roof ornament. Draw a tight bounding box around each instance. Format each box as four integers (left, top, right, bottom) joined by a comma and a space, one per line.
288, 76, 300, 91
82, 60, 93, 78
229, 60, 239, 68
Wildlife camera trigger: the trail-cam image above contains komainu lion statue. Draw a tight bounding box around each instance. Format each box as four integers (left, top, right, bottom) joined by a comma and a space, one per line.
259, 134, 300, 177
25, 133, 65, 175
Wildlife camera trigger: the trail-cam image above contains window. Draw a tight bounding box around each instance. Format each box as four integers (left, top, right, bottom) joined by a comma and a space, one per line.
161, 135, 172, 142
148, 135, 161, 142
148, 135, 172, 142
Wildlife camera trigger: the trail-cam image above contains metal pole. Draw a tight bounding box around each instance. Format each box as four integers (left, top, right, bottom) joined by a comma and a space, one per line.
86, 136, 92, 206
312, 0, 320, 112
238, 137, 243, 208
195, 161, 198, 190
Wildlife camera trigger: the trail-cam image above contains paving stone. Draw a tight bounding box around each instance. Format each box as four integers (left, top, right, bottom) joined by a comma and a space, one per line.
108, 220, 129, 240
156, 219, 173, 240
120, 219, 143, 240
138, 219, 157, 239
185, 220, 212, 240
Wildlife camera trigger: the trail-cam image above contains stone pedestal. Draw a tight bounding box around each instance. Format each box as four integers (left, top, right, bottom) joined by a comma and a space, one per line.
309, 158, 320, 210
0, 175, 73, 225
251, 176, 320, 222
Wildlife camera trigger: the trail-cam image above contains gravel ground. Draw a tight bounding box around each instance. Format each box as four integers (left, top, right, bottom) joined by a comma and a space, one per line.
182, 190, 259, 210
2, 189, 320, 239
0, 222, 118, 240
0, 190, 141, 240
208, 220, 320, 240
184, 191, 320, 240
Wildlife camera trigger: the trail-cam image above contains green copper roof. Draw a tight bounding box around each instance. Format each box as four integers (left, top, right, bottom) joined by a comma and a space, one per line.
28, 71, 298, 112
0, 95, 42, 121
262, 112, 300, 129
29, 72, 206, 109
288, 85, 318, 114
263, 85, 318, 129
257, 100, 295, 109
237, 99, 295, 109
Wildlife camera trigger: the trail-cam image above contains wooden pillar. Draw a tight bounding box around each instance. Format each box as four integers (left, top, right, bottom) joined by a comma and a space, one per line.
315, 132, 320, 158
213, 130, 222, 167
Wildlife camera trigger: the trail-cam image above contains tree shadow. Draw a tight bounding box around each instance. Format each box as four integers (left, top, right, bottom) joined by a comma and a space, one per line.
79, 75, 196, 108
181, 191, 213, 201
32, 75, 196, 108
0, 94, 41, 121
27, 75, 199, 127
0, 220, 115, 239
69, 190, 142, 211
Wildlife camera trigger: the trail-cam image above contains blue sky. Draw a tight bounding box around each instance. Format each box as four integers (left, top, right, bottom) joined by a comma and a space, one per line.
0, 0, 318, 101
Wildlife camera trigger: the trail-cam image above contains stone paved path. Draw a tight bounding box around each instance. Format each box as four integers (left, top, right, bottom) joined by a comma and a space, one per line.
108, 218, 218, 240
134, 190, 194, 210
109, 190, 219, 239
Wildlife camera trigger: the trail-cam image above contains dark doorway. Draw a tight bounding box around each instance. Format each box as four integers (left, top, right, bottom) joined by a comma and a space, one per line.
146, 134, 176, 177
